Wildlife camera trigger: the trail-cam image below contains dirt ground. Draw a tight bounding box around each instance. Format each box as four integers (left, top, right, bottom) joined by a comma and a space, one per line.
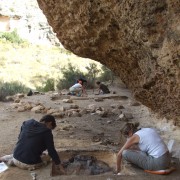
0, 84, 179, 180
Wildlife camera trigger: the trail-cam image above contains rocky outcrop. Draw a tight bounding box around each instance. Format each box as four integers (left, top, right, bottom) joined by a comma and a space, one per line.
0, 0, 60, 45
37, 0, 180, 124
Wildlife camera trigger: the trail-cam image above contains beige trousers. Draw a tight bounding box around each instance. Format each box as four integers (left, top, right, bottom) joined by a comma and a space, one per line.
0, 154, 51, 170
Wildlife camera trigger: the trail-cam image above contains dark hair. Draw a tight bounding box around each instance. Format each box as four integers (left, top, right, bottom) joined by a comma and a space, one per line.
96, 81, 101, 85
40, 115, 56, 129
78, 78, 87, 83
120, 122, 140, 137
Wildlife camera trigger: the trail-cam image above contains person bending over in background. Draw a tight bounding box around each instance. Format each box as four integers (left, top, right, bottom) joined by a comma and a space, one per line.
68, 80, 83, 96
77, 78, 88, 96
0, 115, 66, 174
96, 81, 110, 94
116, 122, 170, 174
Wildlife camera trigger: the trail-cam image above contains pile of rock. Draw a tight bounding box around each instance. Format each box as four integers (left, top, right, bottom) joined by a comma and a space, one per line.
8, 93, 141, 123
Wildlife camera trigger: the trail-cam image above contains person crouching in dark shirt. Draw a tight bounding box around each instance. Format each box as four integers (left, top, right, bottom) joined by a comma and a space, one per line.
0, 115, 66, 174
96, 81, 110, 94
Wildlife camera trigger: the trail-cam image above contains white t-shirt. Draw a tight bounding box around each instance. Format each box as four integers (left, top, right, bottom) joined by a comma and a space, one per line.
69, 83, 82, 93
135, 128, 168, 158
71, 83, 82, 89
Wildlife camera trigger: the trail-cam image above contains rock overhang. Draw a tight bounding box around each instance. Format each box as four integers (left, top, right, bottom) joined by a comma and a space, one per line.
37, 0, 180, 125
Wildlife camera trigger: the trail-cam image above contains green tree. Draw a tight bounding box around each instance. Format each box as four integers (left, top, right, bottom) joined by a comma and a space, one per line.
36, 78, 55, 92
99, 65, 114, 83
85, 63, 100, 89
56, 63, 84, 90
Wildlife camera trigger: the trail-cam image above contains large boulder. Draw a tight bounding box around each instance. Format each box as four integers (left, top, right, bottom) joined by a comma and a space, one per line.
37, 0, 180, 125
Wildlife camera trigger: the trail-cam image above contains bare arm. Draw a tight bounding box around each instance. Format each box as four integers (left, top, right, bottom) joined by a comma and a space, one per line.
97, 87, 101, 95
81, 85, 87, 96
116, 134, 139, 173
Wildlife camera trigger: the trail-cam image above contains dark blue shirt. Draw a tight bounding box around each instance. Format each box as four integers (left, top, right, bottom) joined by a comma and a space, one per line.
13, 119, 60, 165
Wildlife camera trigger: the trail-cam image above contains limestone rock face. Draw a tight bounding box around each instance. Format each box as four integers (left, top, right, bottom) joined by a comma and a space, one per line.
37, 0, 180, 124
0, 0, 60, 45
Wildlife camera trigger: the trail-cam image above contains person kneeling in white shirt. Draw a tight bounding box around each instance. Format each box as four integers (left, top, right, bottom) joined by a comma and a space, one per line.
116, 122, 170, 174
69, 80, 83, 96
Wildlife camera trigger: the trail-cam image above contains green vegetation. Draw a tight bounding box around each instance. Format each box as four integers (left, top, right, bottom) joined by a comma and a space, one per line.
56, 63, 114, 90
84, 63, 101, 89
99, 65, 114, 83
56, 63, 84, 90
0, 29, 25, 44
0, 39, 102, 89
36, 78, 55, 92
0, 81, 29, 101
0, 35, 114, 93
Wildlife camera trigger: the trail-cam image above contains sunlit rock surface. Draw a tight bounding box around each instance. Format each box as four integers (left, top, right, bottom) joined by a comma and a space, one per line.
0, 0, 60, 45
37, 0, 180, 125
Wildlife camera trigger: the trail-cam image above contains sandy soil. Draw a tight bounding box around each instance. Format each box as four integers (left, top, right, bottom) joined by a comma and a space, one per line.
0, 84, 179, 180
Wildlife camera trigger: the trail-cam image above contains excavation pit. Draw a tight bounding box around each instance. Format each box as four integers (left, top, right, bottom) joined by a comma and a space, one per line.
51, 150, 116, 176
